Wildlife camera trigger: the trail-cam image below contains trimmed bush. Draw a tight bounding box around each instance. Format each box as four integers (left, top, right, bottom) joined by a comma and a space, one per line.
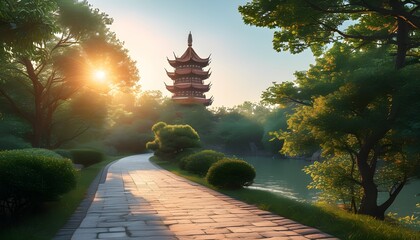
70, 149, 104, 167
19, 148, 64, 159
54, 149, 73, 159
146, 122, 200, 161
182, 150, 225, 176
0, 149, 77, 216
206, 158, 256, 189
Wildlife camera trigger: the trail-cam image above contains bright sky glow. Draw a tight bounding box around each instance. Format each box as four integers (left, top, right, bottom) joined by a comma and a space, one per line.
93, 70, 107, 83
87, 0, 315, 107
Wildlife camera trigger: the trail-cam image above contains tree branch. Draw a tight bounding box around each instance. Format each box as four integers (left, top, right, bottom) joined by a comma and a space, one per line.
52, 125, 90, 148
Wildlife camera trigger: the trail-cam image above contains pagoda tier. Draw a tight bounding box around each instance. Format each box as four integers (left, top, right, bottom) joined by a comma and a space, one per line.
172, 96, 214, 107
165, 82, 211, 92
165, 32, 213, 106
165, 68, 211, 81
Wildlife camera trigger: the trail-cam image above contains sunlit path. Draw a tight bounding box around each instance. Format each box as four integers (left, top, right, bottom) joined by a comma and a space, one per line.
70, 154, 337, 239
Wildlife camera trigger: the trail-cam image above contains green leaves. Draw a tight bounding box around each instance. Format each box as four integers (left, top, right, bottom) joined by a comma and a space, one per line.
239, 0, 420, 58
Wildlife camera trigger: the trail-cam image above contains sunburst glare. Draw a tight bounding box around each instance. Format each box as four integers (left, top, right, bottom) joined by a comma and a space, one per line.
93, 69, 107, 83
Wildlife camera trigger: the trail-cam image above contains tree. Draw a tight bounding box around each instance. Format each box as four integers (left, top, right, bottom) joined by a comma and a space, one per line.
239, 0, 419, 69
266, 45, 420, 219
0, 0, 139, 148
159, 101, 215, 139
239, 0, 420, 219
146, 122, 201, 160
212, 112, 264, 152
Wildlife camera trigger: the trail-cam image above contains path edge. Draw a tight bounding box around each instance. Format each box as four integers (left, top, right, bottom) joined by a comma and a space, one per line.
53, 159, 118, 240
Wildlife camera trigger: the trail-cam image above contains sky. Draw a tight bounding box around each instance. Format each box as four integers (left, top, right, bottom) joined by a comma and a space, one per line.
87, 0, 315, 108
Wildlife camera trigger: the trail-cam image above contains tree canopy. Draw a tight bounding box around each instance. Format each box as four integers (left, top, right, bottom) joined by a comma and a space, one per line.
240, 0, 420, 219
0, 0, 139, 148
239, 0, 419, 68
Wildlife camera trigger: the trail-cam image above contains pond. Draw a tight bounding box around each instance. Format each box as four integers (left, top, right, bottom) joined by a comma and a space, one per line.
243, 156, 420, 219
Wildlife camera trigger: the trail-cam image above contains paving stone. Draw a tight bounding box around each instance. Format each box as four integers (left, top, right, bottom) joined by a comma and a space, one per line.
64, 154, 335, 240
305, 233, 335, 239
98, 231, 127, 238
294, 228, 322, 235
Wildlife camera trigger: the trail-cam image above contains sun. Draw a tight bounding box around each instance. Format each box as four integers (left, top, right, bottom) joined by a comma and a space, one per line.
93, 69, 107, 83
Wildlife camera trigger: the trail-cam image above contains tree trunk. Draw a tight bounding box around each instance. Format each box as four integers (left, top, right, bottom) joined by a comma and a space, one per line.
358, 176, 384, 219
22, 57, 45, 148
356, 138, 386, 219
395, 18, 409, 70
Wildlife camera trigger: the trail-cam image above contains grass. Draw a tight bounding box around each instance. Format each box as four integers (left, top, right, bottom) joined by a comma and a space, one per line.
151, 157, 420, 240
0, 155, 123, 240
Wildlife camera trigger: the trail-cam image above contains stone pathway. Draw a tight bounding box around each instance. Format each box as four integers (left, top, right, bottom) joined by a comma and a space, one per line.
70, 154, 338, 240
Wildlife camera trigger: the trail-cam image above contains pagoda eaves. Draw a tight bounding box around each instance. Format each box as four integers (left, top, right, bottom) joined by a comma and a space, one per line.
165, 32, 213, 107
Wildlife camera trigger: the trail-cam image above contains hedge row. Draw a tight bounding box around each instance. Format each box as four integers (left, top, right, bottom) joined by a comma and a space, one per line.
0, 149, 77, 217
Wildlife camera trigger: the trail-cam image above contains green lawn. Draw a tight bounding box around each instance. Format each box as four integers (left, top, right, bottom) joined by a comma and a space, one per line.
151, 157, 420, 240
0, 155, 123, 240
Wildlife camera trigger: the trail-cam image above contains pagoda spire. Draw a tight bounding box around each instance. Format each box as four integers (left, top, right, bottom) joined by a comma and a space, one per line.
165, 33, 213, 106
188, 31, 192, 47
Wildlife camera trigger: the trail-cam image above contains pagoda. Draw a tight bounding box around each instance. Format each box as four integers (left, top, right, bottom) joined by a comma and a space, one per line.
165, 32, 213, 106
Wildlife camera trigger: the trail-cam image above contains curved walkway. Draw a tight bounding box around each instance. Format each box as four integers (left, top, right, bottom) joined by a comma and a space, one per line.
70, 154, 337, 240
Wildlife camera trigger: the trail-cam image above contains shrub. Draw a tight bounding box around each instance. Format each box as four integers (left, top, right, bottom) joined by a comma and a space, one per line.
147, 122, 200, 161
70, 149, 104, 167
54, 149, 73, 159
0, 135, 31, 150
174, 148, 199, 163
0, 149, 77, 216
19, 148, 64, 159
206, 158, 256, 189
183, 150, 225, 176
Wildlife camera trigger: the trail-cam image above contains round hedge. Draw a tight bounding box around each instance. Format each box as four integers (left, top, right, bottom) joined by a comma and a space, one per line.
206, 158, 256, 189
70, 149, 104, 167
0, 149, 77, 216
182, 150, 225, 176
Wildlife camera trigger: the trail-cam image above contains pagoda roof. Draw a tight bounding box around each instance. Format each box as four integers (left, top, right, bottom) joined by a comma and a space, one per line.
167, 33, 210, 66
165, 82, 211, 92
166, 68, 211, 80
172, 96, 213, 106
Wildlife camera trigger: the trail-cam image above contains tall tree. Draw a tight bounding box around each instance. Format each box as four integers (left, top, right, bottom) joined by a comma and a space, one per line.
0, 0, 139, 148
265, 44, 420, 219
240, 0, 420, 219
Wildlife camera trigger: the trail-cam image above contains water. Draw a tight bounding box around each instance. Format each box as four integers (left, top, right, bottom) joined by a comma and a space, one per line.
243, 156, 420, 218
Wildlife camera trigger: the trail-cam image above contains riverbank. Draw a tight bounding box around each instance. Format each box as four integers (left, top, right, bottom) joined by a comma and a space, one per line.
151, 157, 420, 240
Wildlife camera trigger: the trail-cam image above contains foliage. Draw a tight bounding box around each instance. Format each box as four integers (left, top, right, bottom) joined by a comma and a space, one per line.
159, 101, 215, 140
0, 114, 31, 150
70, 149, 104, 167
212, 112, 264, 152
239, 0, 419, 68
206, 158, 256, 189
182, 150, 225, 176
53, 149, 72, 159
0, 135, 31, 151
17, 148, 64, 159
262, 107, 292, 154
264, 45, 420, 219
146, 122, 201, 161
0, 155, 121, 240
105, 120, 154, 154
230, 101, 272, 123
0, 149, 77, 217
0, 0, 139, 148
304, 156, 363, 213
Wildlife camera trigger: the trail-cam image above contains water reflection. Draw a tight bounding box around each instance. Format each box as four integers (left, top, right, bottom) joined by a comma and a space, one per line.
244, 156, 318, 202
243, 156, 420, 218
